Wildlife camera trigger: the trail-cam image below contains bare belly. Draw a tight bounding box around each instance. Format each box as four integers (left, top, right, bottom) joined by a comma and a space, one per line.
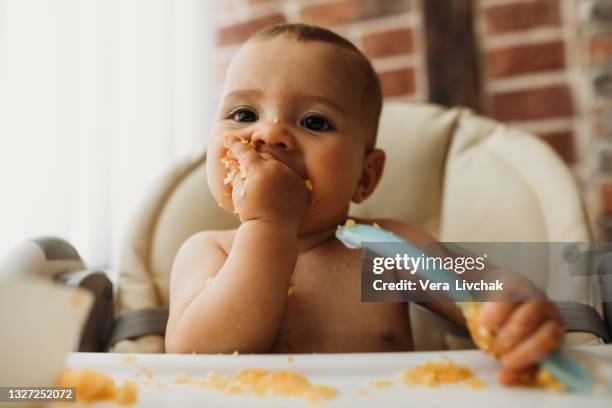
268, 266, 413, 353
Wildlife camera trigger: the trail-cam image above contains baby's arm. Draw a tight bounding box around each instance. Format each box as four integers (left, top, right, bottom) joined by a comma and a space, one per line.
165, 224, 297, 354
165, 137, 309, 354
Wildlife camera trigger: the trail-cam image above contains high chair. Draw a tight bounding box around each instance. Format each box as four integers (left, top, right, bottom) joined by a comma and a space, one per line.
2, 101, 610, 352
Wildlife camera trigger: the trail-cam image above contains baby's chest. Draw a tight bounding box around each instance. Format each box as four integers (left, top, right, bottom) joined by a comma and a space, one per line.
270, 254, 412, 353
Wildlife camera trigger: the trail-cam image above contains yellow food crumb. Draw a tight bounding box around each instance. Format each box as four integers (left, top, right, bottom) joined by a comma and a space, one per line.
344, 218, 356, 228
70, 292, 86, 308
173, 372, 192, 384
155, 381, 164, 389
357, 389, 368, 396
288, 355, 294, 363
134, 367, 154, 380
287, 284, 295, 297
57, 368, 137, 405
464, 378, 486, 390
401, 360, 480, 389
462, 301, 496, 354
121, 354, 136, 364
372, 222, 381, 229
369, 379, 393, 388
305, 179, 313, 191
173, 368, 337, 402
535, 368, 564, 391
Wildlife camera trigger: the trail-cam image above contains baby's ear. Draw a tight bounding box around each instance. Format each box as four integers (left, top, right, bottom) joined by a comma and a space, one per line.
351, 148, 385, 204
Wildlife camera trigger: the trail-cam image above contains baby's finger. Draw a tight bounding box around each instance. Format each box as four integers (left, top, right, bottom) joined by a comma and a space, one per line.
476, 302, 518, 331
497, 365, 538, 386
225, 136, 260, 170
494, 302, 546, 355
500, 320, 562, 370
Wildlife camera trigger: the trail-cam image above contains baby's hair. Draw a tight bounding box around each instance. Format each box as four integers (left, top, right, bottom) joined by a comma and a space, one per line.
250, 23, 382, 148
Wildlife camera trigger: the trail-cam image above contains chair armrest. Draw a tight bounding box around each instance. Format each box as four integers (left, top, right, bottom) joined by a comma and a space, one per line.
55, 270, 114, 352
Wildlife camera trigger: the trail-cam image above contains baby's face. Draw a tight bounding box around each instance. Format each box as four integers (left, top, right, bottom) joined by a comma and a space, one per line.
208, 36, 375, 233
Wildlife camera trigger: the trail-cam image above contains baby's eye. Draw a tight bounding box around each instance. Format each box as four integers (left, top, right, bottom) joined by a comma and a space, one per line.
231, 108, 258, 123
300, 114, 335, 132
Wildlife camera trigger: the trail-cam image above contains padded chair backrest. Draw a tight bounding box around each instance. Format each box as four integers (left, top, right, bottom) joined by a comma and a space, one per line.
113, 102, 593, 352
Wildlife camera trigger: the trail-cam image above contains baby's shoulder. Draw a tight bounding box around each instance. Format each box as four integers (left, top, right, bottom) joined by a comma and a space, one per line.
357, 217, 436, 244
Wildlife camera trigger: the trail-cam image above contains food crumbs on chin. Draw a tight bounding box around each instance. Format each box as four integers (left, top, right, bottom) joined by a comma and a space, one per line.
288, 355, 294, 363
171, 368, 337, 403
121, 354, 136, 364
304, 179, 313, 191
344, 218, 356, 228
57, 368, 138, 405
369, 379, 393, 388
400, 360, 483, 390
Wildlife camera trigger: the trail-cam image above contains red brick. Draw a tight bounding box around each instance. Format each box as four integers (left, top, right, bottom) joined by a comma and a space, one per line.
300, 0, 410, 28
216, 13, 286, 47
484, 0, 560, 34
590, 34, 612, 64
601, 182, 612, 214
378, 67, 415, 97
486, 41, 565, 78
363, 28, 413, 59
490, 85, 573, 121
537, 130, 575, 163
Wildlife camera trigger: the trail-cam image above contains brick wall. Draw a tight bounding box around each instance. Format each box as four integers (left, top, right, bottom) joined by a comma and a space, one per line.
213, 0, 426, 100
474, 0, 578, 164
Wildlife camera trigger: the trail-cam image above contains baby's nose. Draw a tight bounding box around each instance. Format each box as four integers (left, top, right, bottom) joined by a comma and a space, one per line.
252, 121, 295, 151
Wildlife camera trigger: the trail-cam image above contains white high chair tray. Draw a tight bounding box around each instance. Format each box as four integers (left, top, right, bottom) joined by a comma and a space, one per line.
54, 346, 612, 407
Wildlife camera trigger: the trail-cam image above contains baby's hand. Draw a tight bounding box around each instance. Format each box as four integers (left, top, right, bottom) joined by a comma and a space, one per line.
474, 302, 563, 385
224, 136, 309, 230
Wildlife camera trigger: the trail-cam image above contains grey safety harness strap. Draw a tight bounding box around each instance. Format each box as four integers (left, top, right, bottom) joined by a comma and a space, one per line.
107, 302, 611, 349
106, 307, 169, 351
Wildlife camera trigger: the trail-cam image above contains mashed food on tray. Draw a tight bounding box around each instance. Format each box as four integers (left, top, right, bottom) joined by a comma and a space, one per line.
57, 368, 137, 405
401, 360, 483, 389
173, 368, 337, 402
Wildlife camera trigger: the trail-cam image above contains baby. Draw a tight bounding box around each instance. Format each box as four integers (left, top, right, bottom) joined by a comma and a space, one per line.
165, 23, 562, 385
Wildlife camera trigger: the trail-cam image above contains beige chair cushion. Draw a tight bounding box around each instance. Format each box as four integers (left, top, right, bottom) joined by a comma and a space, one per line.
112, 102, 595, 353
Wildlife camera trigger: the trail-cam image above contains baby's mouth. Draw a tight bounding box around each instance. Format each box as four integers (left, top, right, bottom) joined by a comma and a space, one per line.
257, 148, 308, 181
